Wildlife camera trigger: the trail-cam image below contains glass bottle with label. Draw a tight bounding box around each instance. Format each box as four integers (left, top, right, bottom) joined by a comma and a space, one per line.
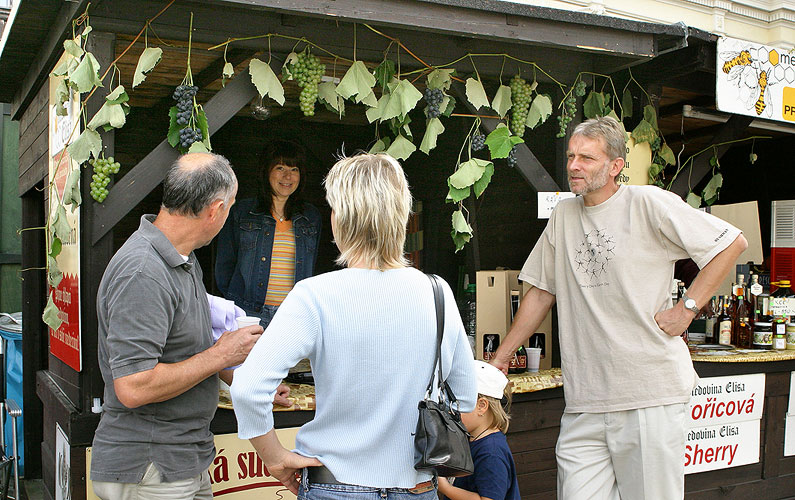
749, 274, 762, 323
737, 316, 752, 349
733, 287, 749, 344
704, 296, 717, 344
718, 295, 733, 346
508, 345, 527, 374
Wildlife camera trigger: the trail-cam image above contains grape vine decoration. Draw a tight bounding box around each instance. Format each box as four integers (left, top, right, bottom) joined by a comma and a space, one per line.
172, 84, 204, 149
509, 74, 533, 137
286, 49, 326, 116
423, 88, 444, 118
556, 79, 586, 137
89, 156, 120, 202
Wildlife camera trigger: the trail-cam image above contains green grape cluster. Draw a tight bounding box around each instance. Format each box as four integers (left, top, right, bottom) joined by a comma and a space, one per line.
574, 80, 587, 98
89, 156, 120, 203
556, 93, 577, 138
509, 75, 533, 137
291, 51, 326, 116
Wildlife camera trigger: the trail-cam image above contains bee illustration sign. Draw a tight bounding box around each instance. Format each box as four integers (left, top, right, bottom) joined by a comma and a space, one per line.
716, 37, 795, 123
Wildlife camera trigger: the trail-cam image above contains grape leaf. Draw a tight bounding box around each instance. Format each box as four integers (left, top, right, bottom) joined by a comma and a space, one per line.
366, 94, 389, 124
374, 59, 396, 90
643, 105, 659, 130
385, 134, 416, 161
465, 78, 490, 111
223, 62, 234, 79
648, 162, 665, 178
336, 61, 376, 102
359, 89, 378, 108
451, 229, 471, 253
69, 52, 103, 93
52, 56, 77, 78
583, 91, 605, 119
452, 210, 473, 235
49, 237, 62, 259
419, 117, 445, 155
621, 89, 633, 120
526, 94, 552, 129
51, 204, 72, 242
449, 158, 490, 189
442, 95, 456, 117
42, 292, 64, 331
473, 161, 495, 198
66, 128, 101, 165
62, 169, 82, 212
605, 109, 620, 123
106, 85, 129, 105
485, 125, 523, 159
63, 38, 84, 58
167, 106, 180, 147
196, 108, 212, 151
132, 47, 163, 88
188, 141, 209, 153
686, 192, 702, 208
382, 79, 423, 121
317, 81, 345, 118
47, 255, 63, 289
702, 173, 723, 205
659, 143, 675, 166
427, 69, 455, 91
369, 138, 389, 154
55, 80, 70, 116
281, 52, 300, 80
446, 178, 470, 203
491, 85, 512, 119
249, 59, 285, 105
630, 119, 657, 145
87, 101, 127, 130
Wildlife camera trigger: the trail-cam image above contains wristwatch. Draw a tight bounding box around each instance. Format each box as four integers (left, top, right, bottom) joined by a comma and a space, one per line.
681, 292, 700, 313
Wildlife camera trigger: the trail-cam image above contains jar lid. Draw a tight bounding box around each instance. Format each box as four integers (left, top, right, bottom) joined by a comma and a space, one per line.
754, 322, 772, 326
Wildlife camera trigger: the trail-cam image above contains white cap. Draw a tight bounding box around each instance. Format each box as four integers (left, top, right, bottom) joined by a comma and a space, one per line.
474, 360, 509, 399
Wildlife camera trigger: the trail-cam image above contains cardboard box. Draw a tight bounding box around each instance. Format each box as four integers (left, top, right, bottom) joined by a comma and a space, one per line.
474, 270, 553, 370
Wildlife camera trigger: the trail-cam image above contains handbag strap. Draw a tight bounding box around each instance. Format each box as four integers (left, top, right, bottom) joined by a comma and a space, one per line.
425, 274, 456, 403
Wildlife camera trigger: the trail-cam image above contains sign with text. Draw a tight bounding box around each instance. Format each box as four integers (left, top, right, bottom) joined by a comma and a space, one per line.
769, 297, 795, 316
86, 428, 300, 499
685, 373, 765, 474
537, 191, 575, 219
716, 36, 795, 124
48, 51, 82, 371
617, 136, 652, 185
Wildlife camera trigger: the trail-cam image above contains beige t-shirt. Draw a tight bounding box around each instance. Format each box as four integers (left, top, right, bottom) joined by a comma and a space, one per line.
520, 184, 742, 413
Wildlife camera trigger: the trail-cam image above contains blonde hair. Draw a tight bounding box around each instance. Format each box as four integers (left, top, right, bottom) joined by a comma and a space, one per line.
324, 153, 412, 270
481, 387, 512, 433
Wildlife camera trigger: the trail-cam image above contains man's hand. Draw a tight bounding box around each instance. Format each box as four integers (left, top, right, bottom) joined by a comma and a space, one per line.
274, 383, 292, 407
213, 325, 263, 368
654, 303, 695, 337
489, 352, 512, 375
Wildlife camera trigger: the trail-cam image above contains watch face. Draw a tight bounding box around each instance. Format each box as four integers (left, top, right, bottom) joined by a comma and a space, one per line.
685, 299, 697, 309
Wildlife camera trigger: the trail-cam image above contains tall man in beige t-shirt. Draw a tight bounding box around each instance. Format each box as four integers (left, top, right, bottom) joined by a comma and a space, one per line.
492, 116, 748, 499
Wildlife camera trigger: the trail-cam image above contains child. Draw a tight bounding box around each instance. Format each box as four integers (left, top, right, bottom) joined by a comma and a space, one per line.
438, 361, 520, 500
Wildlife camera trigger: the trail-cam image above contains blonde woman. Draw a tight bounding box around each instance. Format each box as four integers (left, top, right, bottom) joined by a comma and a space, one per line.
231, 153, 477, 498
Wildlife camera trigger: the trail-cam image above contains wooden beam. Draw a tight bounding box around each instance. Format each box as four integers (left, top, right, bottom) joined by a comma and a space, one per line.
10, 0, 90, 120
451, 84, 560, 192
91, 67, 259, 244
669, 115, 752, 197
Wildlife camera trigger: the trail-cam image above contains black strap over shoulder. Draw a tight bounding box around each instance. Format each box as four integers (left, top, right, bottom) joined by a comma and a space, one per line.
425, 274, 456, 403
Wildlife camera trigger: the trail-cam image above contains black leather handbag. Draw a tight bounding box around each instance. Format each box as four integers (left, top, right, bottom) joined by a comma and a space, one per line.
413, 274, 474, 477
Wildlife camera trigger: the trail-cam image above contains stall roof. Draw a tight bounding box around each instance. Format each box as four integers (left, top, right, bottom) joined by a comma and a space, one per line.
0, 0, 715, 115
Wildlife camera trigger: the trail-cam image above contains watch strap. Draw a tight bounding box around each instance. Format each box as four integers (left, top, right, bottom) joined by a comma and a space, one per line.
681, 291, 700, 313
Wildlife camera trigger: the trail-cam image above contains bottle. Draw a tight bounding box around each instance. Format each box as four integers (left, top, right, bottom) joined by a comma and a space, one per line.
749, 274, 762, 322
737, 316, 752, 349
508, 345, 527, 374
465, 284, 477, 348
733, 287, 749, 343
770, 280, 794, 323
718, 295, 733, 346
704, 296, 717, 344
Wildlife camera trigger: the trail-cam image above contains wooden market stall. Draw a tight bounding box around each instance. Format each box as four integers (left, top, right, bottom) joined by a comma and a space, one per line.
1, 1, 794, 499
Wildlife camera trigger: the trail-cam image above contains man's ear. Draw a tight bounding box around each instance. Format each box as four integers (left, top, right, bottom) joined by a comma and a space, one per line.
609, 157, 625, 179
207, 199, 225, 221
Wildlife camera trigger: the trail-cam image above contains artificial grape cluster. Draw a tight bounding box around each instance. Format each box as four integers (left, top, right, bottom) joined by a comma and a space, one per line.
172, 85, 198, 125
471, 132, 486, 151
89, 156, 120, 202
507, 145, 518, 168
291, 51, 326, 116
424, 88, 444, 118
556, 93, 577, 138
574, 80, 587, 98
509, 75, 533, 137
179, 127, 203, 149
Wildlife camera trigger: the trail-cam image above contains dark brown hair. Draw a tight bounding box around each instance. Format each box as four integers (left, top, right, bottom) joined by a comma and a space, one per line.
256, 139, 307, 219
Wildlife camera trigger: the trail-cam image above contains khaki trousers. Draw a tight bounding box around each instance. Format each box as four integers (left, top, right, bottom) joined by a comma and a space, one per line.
556, 403, 687, 500
93, 463, 213, 500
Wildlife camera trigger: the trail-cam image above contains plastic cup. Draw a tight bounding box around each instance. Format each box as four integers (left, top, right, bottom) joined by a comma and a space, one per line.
526, 347, 542, 372
236, 316, 261, 329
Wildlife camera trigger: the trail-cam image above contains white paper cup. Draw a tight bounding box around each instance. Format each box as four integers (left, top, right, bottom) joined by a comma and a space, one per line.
236, 316, 262, 329
526, 347, 542, 372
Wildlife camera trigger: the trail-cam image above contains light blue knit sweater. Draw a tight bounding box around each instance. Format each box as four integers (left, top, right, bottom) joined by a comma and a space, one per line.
231, 267, 477, 488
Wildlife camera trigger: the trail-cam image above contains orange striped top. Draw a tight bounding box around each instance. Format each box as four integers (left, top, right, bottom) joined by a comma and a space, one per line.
264, 218, 296, 306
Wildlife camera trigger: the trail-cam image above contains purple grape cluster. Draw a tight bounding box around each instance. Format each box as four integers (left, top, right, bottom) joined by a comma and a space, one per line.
507, 145, 518, 168
173, 85, 198, 125
471, 132, 486, 151
179, 127, 203, 149
424, 88, 444, 118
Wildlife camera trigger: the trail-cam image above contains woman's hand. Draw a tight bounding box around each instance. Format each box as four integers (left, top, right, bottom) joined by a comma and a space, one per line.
274, 383, 292, 407
251, 430, 323, 495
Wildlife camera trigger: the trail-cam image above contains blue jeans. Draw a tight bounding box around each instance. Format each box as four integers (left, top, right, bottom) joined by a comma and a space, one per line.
298, 470, 437, 500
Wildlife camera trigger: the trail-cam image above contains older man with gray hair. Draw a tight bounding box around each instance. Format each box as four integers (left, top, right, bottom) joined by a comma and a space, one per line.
90, 153, 263, 499
492, 117, 748, 499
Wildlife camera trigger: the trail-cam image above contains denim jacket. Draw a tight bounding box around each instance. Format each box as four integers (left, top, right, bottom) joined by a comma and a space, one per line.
215, 198, 322, 315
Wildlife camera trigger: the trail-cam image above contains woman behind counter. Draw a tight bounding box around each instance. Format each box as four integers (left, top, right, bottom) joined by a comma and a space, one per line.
230, 153, 477, 497
215, 140, 322, 326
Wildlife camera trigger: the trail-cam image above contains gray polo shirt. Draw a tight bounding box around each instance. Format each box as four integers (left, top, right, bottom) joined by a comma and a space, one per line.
91, 215, 218, 483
